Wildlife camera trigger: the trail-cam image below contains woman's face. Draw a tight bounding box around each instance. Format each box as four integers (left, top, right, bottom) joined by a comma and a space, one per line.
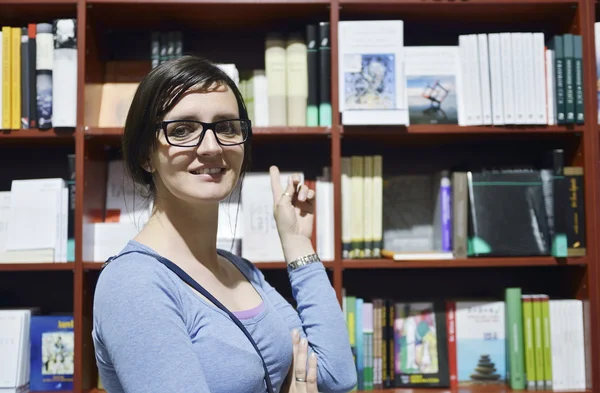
149, 83, 245, 206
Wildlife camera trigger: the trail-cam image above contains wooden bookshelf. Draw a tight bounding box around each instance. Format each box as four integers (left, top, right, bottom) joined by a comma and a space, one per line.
2, 0, 600, 392
0, 263, 75, 272
342, 256, 589, 269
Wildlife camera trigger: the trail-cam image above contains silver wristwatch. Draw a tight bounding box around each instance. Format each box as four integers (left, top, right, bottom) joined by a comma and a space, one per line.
287, 253, 321, 271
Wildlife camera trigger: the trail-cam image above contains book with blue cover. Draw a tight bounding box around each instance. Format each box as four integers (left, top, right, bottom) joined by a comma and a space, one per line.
29, 315, 74, 391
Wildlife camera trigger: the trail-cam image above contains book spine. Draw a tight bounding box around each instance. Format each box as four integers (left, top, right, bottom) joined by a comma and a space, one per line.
552, 35, 566, 124
506, 287, 525, 389
285, 33, 308, 126
573, 34, 584, 124
21, 27, 30, 129
522, 295, 536, 389
28, 24, 37, 128
446, 301, 458, 388
564, 166, 586, 256
36, 23, 53, 129
350, 156, 364, 258
2, 27, 10, 129
362, 156, 373, 258
452, 172, 468, 258
441, 171, 452, 252
563, 34, 575, 124
540, 295, 553, 389
533, 295, 545, 389
11, 27, 20, 130
372, 155, 383, 258
549, 149, 567, 257
318, 22, 331, 127
52, 19, 77, 128
150, 32, 159, 68
306, 24, 319, 127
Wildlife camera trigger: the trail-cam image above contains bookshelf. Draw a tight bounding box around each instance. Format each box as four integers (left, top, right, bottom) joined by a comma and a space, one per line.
0, 0, 599, 392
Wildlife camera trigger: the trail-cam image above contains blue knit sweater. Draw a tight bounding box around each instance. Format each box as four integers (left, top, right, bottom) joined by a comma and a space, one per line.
92, 240, 357, 393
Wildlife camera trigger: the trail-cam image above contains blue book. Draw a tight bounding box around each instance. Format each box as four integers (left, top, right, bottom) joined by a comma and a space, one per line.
29, 315, 74, 391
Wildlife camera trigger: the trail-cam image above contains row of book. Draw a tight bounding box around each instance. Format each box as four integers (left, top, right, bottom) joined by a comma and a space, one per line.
338, 20, 583, 127
0, 19, 77, 130
342, 149, 586, 260
1, 311, 74, 392
0, 150, 586, 264
343, 287, 586, 391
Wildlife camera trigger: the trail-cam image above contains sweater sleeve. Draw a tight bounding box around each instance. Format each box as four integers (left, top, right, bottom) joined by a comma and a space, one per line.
93, 258, 212, 393
253, 260, 357, 393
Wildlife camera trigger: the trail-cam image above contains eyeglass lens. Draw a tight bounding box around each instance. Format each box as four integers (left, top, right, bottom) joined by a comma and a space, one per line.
165, 120, 247, 146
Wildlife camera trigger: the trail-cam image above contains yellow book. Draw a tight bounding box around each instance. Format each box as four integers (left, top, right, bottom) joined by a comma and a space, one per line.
1, 26, 10, 129
10, 27, 20, 130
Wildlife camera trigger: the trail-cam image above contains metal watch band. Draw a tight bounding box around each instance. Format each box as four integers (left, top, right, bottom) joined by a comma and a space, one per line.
287, 253, 320, 271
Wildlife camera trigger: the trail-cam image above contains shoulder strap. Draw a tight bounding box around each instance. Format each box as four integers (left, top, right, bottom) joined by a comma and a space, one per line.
102, 250, 274, 393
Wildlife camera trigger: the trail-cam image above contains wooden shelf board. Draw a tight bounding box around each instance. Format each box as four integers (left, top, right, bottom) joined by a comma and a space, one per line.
85, 261, 334, 270
339, 0, 576, 3
342, 256, 587, 269
342, 124, 582, 136
84, 126, 330, 137
0, 128, 75, 140
0, 0, 77, 3
352, 389, 590, 393
0, 263, 75, 272
87, 0, 327, 3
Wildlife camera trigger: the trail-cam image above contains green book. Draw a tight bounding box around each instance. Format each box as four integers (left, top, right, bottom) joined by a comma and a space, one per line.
540, 295, 553, 389
521, 295, 536, 389
533, 296, 545, 390
506, 287, 525, 389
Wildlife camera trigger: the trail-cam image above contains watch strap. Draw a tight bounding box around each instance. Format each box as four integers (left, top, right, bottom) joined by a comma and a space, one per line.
287, 253, 321, 271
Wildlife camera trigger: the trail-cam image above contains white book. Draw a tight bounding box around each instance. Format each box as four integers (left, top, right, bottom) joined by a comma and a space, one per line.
458, 36, 472, 125
532, 33, 547, 125
522, 33, 536, 124
6, 179, 65, 262
466, 34, 482, 125
488, 33, 505, 125
241, 171, 303, 262
546, 49, 556, 125
316, 168, 334, 261
477, 34, 492, 125
52, 19, 77, 127
0, 310, 30, 389
252, 70, 269, 127
338, 20, 408, 125
105, 160, 152, 226
500, 32, 515, 124
512, 33, 526, 124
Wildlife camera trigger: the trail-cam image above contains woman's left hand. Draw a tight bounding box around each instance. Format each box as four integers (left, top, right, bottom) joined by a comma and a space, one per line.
285, 329, 318, 393
269, 165, 315, 242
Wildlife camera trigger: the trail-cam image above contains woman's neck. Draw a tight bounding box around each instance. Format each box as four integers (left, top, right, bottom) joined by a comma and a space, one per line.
135, 195, 221, 271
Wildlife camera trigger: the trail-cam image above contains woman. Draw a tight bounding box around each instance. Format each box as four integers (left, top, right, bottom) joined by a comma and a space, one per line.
92, 55, 357, 393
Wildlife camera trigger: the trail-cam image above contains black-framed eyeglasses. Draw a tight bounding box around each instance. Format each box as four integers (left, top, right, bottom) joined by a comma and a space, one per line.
158, 119, 251, 147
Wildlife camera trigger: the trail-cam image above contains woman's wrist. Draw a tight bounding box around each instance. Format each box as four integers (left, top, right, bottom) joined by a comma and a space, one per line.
281, 235, 316, 264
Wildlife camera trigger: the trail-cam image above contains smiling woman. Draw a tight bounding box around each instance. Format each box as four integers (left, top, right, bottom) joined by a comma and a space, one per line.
91, 55, 357, 393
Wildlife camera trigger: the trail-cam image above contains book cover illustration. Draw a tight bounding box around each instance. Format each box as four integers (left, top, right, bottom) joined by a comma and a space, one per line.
394, 302, 449, 387
406, 75, 457, 124
454, 301, 506, 385
344, 53, 396, 110
404, 46, 460, 125
30, 315, 74, 391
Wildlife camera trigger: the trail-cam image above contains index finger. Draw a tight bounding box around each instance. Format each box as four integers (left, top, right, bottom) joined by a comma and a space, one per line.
269, 165, 283, 203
